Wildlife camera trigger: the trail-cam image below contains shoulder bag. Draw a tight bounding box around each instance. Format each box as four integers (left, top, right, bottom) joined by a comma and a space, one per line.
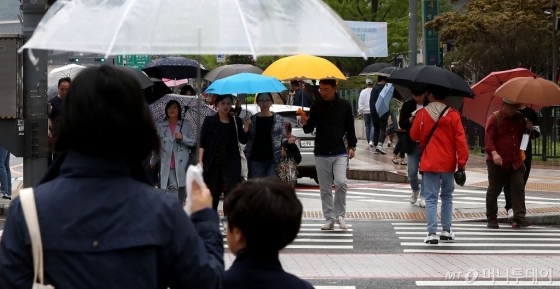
233, 117, 248, 180
19, 188, 56, 289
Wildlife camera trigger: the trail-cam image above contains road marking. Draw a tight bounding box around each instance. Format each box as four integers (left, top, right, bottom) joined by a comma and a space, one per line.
300, 224, 353, 227
416, 281, 560, 286
223, 238, 353, 243
314, 287, 356, 289
392, 222, 546, 228
396, 231, 560, 236
299, 228, 353, 232
297, 233, 353, 237
399, 237, 560, 241
393, 227, 560, 232
401, 242, 560, 247
404, 249, 560, 254
225, 244, 353, 249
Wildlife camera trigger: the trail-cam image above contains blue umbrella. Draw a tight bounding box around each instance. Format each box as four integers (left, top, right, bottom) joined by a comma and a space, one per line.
375, 83, 394, 116
204, 72, 287, 94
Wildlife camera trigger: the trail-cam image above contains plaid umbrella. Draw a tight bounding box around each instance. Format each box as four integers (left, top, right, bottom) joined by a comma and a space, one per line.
149, 94, 216, 140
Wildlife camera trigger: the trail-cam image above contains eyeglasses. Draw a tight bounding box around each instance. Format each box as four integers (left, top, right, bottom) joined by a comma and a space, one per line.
257, 99, 273, 103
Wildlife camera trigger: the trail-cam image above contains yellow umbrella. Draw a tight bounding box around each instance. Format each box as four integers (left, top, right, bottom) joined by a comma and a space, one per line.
262, 54, 346, 81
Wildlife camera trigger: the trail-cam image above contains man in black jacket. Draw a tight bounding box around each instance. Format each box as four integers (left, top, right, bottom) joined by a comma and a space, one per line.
398, 89, 430, 207
369, 76, 390, 154
302, 79, 357, 231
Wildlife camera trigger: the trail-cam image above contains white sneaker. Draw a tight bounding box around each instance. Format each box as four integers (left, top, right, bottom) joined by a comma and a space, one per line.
418, 197, 426, 208
375, 145, 386, 154
337, 216, 348, 230
440, 230, 455, 242
507, 209, 514, 220
321, 219, 335, 230
410, 190, 419, 204
368, 141, 374, 147
424, 234, 438, 244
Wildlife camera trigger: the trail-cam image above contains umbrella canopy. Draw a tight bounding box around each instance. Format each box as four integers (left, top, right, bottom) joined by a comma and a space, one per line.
387, 65, 474, 98
115, 66, 154, 89
19, 0, 370, 58
204, 64, 263, 82
163, 78, 189, 87
495, 76, 560, 107
142, 57, 208, 80
144, 78, 173, 104
48, 64, 85, 86
47, 85, 58, 98
262, 55, 346, 81
359, 63, 394, 76
375, 66, 401, 77
149, 94, 216, 140
463, 68, 540, 127
205, 72, 287, 94
375, 83, 394, 116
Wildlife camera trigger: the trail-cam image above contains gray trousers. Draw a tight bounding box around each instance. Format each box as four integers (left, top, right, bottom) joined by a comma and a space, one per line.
315, 155, 348, 221
167, 169, 186, 203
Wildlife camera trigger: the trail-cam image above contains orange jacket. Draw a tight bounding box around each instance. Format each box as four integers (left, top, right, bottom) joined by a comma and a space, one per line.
410, 101, 469, 172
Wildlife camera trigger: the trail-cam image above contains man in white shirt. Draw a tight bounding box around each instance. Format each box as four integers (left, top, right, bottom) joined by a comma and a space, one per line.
358, 78, 375, 147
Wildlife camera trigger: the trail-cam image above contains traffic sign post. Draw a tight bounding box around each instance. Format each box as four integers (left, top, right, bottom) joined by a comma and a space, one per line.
115, 55, 151, 69
423, 0, 440, 66
217, 54, 225, 63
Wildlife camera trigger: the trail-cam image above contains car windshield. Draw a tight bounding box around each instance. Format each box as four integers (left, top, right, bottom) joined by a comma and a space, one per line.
239, 110, 299, 127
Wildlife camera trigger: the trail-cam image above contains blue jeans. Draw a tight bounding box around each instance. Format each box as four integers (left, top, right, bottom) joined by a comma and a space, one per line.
248, 159, 278, 179
0, 146, 12, 195
363, 113, 374, 143
424, 172, 454, 234
407, 143, 424, 197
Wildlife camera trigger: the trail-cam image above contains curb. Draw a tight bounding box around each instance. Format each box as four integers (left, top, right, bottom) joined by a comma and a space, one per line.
347, 169, 408, 183
468, 212, 560, 226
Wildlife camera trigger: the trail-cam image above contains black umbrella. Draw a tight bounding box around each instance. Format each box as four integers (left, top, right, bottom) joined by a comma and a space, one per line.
359, 63, 394, 76
204, 64, 263, 82
116, 66, 154, 89
142, 56, 209, 80
387, 65, 474, 98
143, 78, 173, 104
376, 66, 401, 77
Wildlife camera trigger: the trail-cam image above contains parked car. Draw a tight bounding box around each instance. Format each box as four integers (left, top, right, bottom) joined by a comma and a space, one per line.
239, 104, 317, 183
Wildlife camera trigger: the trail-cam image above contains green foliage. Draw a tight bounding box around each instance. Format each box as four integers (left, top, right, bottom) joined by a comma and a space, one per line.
245, 96, 255, 104
226, 55, 256, 65
426, 0, 554, 79
337, 76, 369, 90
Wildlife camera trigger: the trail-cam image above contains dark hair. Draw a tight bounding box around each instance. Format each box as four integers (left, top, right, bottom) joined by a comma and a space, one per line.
58, 77, 71, 87
290, 80, 300, 87
224, 178, 303, 253
165, 100, 182, 120
377, 75, 387, 82
180, 85, 195, 95
284, 122, 292, 132
319, 79, 337, 87
427, 85, 446, 100
54, 65, 160, 162
215, 94, 234, 103
256, 92, 272, 102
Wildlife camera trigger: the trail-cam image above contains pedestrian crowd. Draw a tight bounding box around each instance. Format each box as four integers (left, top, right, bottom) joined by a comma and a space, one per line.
359, 74, 538, 245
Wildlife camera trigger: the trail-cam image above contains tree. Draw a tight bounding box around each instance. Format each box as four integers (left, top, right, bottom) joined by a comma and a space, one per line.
226, 55, 256, 65
426, 0, 554, 80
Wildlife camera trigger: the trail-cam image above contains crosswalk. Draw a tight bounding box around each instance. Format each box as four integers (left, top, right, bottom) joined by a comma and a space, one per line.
392, 221, 560, 254
297, 187, 560, 206
222, 221, 354, 251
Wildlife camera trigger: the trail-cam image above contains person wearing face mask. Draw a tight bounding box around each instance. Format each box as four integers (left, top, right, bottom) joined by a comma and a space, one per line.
199, 94, 249, 210
244, 93, 293, 178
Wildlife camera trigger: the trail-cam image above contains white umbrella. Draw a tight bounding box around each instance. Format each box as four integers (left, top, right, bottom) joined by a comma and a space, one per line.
19, 0, 371, 58
47, 64, 85, 86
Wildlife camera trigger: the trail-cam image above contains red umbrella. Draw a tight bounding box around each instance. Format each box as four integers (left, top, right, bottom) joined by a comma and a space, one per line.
463, 68, 543, 126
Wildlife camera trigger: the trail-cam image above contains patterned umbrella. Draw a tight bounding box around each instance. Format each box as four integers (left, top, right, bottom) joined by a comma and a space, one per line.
142, 57, 209, 79
149, 94, 216, 140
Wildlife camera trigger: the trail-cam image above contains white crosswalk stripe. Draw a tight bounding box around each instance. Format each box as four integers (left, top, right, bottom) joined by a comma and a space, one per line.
221, 220, 354, 250
392, 222, 560, 254
296, 187, 560, 206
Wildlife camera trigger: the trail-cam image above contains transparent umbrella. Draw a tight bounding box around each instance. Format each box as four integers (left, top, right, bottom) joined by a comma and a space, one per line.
48, 64, 85, 86
20, 0, 371, 58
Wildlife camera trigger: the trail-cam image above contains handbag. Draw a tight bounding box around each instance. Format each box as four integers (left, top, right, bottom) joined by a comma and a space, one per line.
276, 153, 298, 188
233, 117, 248, 180
19, 188, 56, 289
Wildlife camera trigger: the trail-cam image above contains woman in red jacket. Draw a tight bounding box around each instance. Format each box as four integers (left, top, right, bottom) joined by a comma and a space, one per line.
410, 86, 469, 245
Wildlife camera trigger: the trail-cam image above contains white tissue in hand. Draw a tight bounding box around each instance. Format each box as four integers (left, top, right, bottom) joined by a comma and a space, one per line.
185, 164, 204, 216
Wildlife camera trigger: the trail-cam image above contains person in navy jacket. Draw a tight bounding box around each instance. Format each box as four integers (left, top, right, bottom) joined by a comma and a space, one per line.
0, 65, 223, 289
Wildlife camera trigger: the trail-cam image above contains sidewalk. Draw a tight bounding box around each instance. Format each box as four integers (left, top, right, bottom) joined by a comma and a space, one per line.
302, 139, 560, 225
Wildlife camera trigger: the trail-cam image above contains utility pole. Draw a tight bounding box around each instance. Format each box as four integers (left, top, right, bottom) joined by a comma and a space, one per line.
408, 0, 418, 66
22, 0, 50, 187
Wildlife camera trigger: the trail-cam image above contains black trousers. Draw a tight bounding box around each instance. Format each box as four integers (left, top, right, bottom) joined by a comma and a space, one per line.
372, 119, 388, 146
503, 156, 531, 210
487, 161, 526, 220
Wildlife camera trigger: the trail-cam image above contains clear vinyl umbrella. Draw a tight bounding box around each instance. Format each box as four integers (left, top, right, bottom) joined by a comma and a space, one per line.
20, 0, 371, 58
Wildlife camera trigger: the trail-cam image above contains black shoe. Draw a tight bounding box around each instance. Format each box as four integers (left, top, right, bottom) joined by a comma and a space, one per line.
512, 218, 532, 228
487, 218, 499, 229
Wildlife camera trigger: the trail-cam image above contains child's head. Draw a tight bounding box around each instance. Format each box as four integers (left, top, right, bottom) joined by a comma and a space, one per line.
223, 177, 303, 255
285, 122, 292, 138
